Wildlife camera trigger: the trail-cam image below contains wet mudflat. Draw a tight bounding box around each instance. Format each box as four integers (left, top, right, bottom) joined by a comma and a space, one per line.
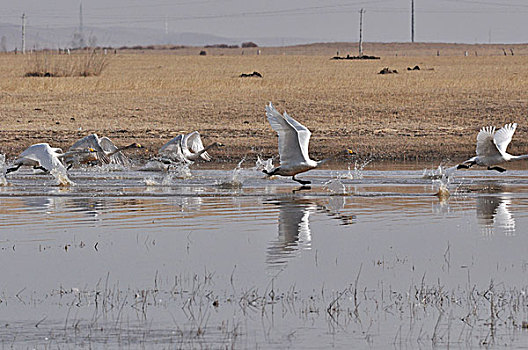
1, 164, 528, 349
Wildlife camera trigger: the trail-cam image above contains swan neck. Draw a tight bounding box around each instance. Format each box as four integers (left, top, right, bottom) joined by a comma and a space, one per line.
511, 154, 528, 161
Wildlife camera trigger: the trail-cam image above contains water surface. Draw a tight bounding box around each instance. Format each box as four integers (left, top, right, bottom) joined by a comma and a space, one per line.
1, 165, 528, 349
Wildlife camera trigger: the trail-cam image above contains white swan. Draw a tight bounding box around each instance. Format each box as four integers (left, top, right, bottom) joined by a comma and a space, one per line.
457, 123, 528, 172
158, 131, 222, 163
263, 102, 326, 185
66, 134, 142, 167
6, 143, 95, 174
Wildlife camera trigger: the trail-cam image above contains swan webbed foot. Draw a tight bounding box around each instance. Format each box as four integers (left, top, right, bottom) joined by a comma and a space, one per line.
488, 166, 506, 173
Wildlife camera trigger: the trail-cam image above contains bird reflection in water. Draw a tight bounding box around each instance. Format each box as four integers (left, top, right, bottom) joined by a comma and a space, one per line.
266, 197, 355, 269
476, 195, 515, 236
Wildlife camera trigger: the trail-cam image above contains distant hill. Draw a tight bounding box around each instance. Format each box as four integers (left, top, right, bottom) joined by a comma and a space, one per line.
0, 22, 314, 51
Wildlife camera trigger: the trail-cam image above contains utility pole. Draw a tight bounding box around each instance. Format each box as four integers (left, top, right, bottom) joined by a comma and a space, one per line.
165, 16, 169, 44
21, 13, 26, 54
79, 1, 83, 36
358, 8, 364, 57
411, 0, 415, 43
79, 1, 85, 48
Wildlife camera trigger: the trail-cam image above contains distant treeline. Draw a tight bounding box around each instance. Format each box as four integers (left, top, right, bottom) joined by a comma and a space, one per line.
204, 42, 259, 49
116, 42, 258, 50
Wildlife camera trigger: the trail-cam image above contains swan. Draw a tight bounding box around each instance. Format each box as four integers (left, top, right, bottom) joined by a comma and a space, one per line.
263, 102, 327, 185
66, 134, 142, 167
457, 123, 528, 172
158, 131, 223, 163
6, 143, 95, 174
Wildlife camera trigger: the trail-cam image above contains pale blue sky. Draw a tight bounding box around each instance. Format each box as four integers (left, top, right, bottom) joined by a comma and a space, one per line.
2, 0, 528, 44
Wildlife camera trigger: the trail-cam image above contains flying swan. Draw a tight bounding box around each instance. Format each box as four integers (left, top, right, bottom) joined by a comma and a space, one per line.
6, 143, 95, 174
66, 134, 143, 167
263, 102, 327, 185
158, 131, 222, 164
457, 123, 528, 172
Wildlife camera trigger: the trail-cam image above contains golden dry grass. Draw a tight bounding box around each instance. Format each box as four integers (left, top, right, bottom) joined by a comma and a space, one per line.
0, 43, 527, 164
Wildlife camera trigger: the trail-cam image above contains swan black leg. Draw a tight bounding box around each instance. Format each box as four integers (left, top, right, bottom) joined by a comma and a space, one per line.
457, 161, 475, 170
6, 164, 21, 174
292, 175, 311, 185
488, 166, 506, 173
33, 166, 49, 173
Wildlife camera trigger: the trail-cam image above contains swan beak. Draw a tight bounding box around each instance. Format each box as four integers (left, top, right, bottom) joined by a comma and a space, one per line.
347, 149, 356, 155
89, 148, 96, 152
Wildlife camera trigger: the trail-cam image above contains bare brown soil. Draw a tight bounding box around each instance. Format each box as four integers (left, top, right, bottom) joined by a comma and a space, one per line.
1, 43, 528, 164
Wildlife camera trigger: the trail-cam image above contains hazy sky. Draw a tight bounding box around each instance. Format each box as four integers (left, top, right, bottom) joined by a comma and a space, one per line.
2, 0, 528, 43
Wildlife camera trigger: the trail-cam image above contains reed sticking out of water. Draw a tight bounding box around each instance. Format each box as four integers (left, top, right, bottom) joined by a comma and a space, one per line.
2, 269, 528, 348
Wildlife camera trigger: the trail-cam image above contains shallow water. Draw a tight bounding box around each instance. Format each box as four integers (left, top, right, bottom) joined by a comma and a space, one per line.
1, 165, 528, 349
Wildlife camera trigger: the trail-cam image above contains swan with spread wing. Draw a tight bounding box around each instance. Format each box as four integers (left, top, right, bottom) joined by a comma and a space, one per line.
457, 123, 528, 172
66, 134, 142, 167
158, 131, 222, 163
263, 102, 330, 185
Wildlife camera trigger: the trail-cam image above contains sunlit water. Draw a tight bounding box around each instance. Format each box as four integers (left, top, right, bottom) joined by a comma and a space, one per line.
1, 164, 528, 349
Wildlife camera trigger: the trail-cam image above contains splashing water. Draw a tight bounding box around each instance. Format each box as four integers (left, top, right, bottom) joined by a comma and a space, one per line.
422, 164, 457, 180
100, 163, 128, 172
433, 179, 450, 200
0, 154, 7, 186
216, 158, 245, 189
170, 163, 192, 179
143, 176, 159, 186
50, 167, 75, 187
324, 178, 346, 194
255, 155, 274, 173
342, 158, 372, 180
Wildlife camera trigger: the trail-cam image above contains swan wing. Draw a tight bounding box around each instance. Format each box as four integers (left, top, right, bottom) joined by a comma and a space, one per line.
184, 131, 211, 161
99, 137, 130, 165
19, 143, 65, 172
69, 134, 109, 163
493, 123, 517, 155
159, 135, 187, 162
69, 134, 104, 153
266, 103, 311, 167
98, 137, 118, 153
476, 126, 501, 158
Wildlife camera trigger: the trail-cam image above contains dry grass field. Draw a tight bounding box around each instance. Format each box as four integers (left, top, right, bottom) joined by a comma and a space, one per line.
1, 42, 528, 164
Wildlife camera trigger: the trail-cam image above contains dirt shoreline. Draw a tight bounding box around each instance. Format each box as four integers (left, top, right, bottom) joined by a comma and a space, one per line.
1, 45, 527, 166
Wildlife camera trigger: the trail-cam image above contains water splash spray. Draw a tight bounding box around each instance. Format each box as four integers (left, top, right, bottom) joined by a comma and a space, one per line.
342, 158, 372, 180
0, 154, 7, 186
50, 167, 75, 187
255, 155, 274, 173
